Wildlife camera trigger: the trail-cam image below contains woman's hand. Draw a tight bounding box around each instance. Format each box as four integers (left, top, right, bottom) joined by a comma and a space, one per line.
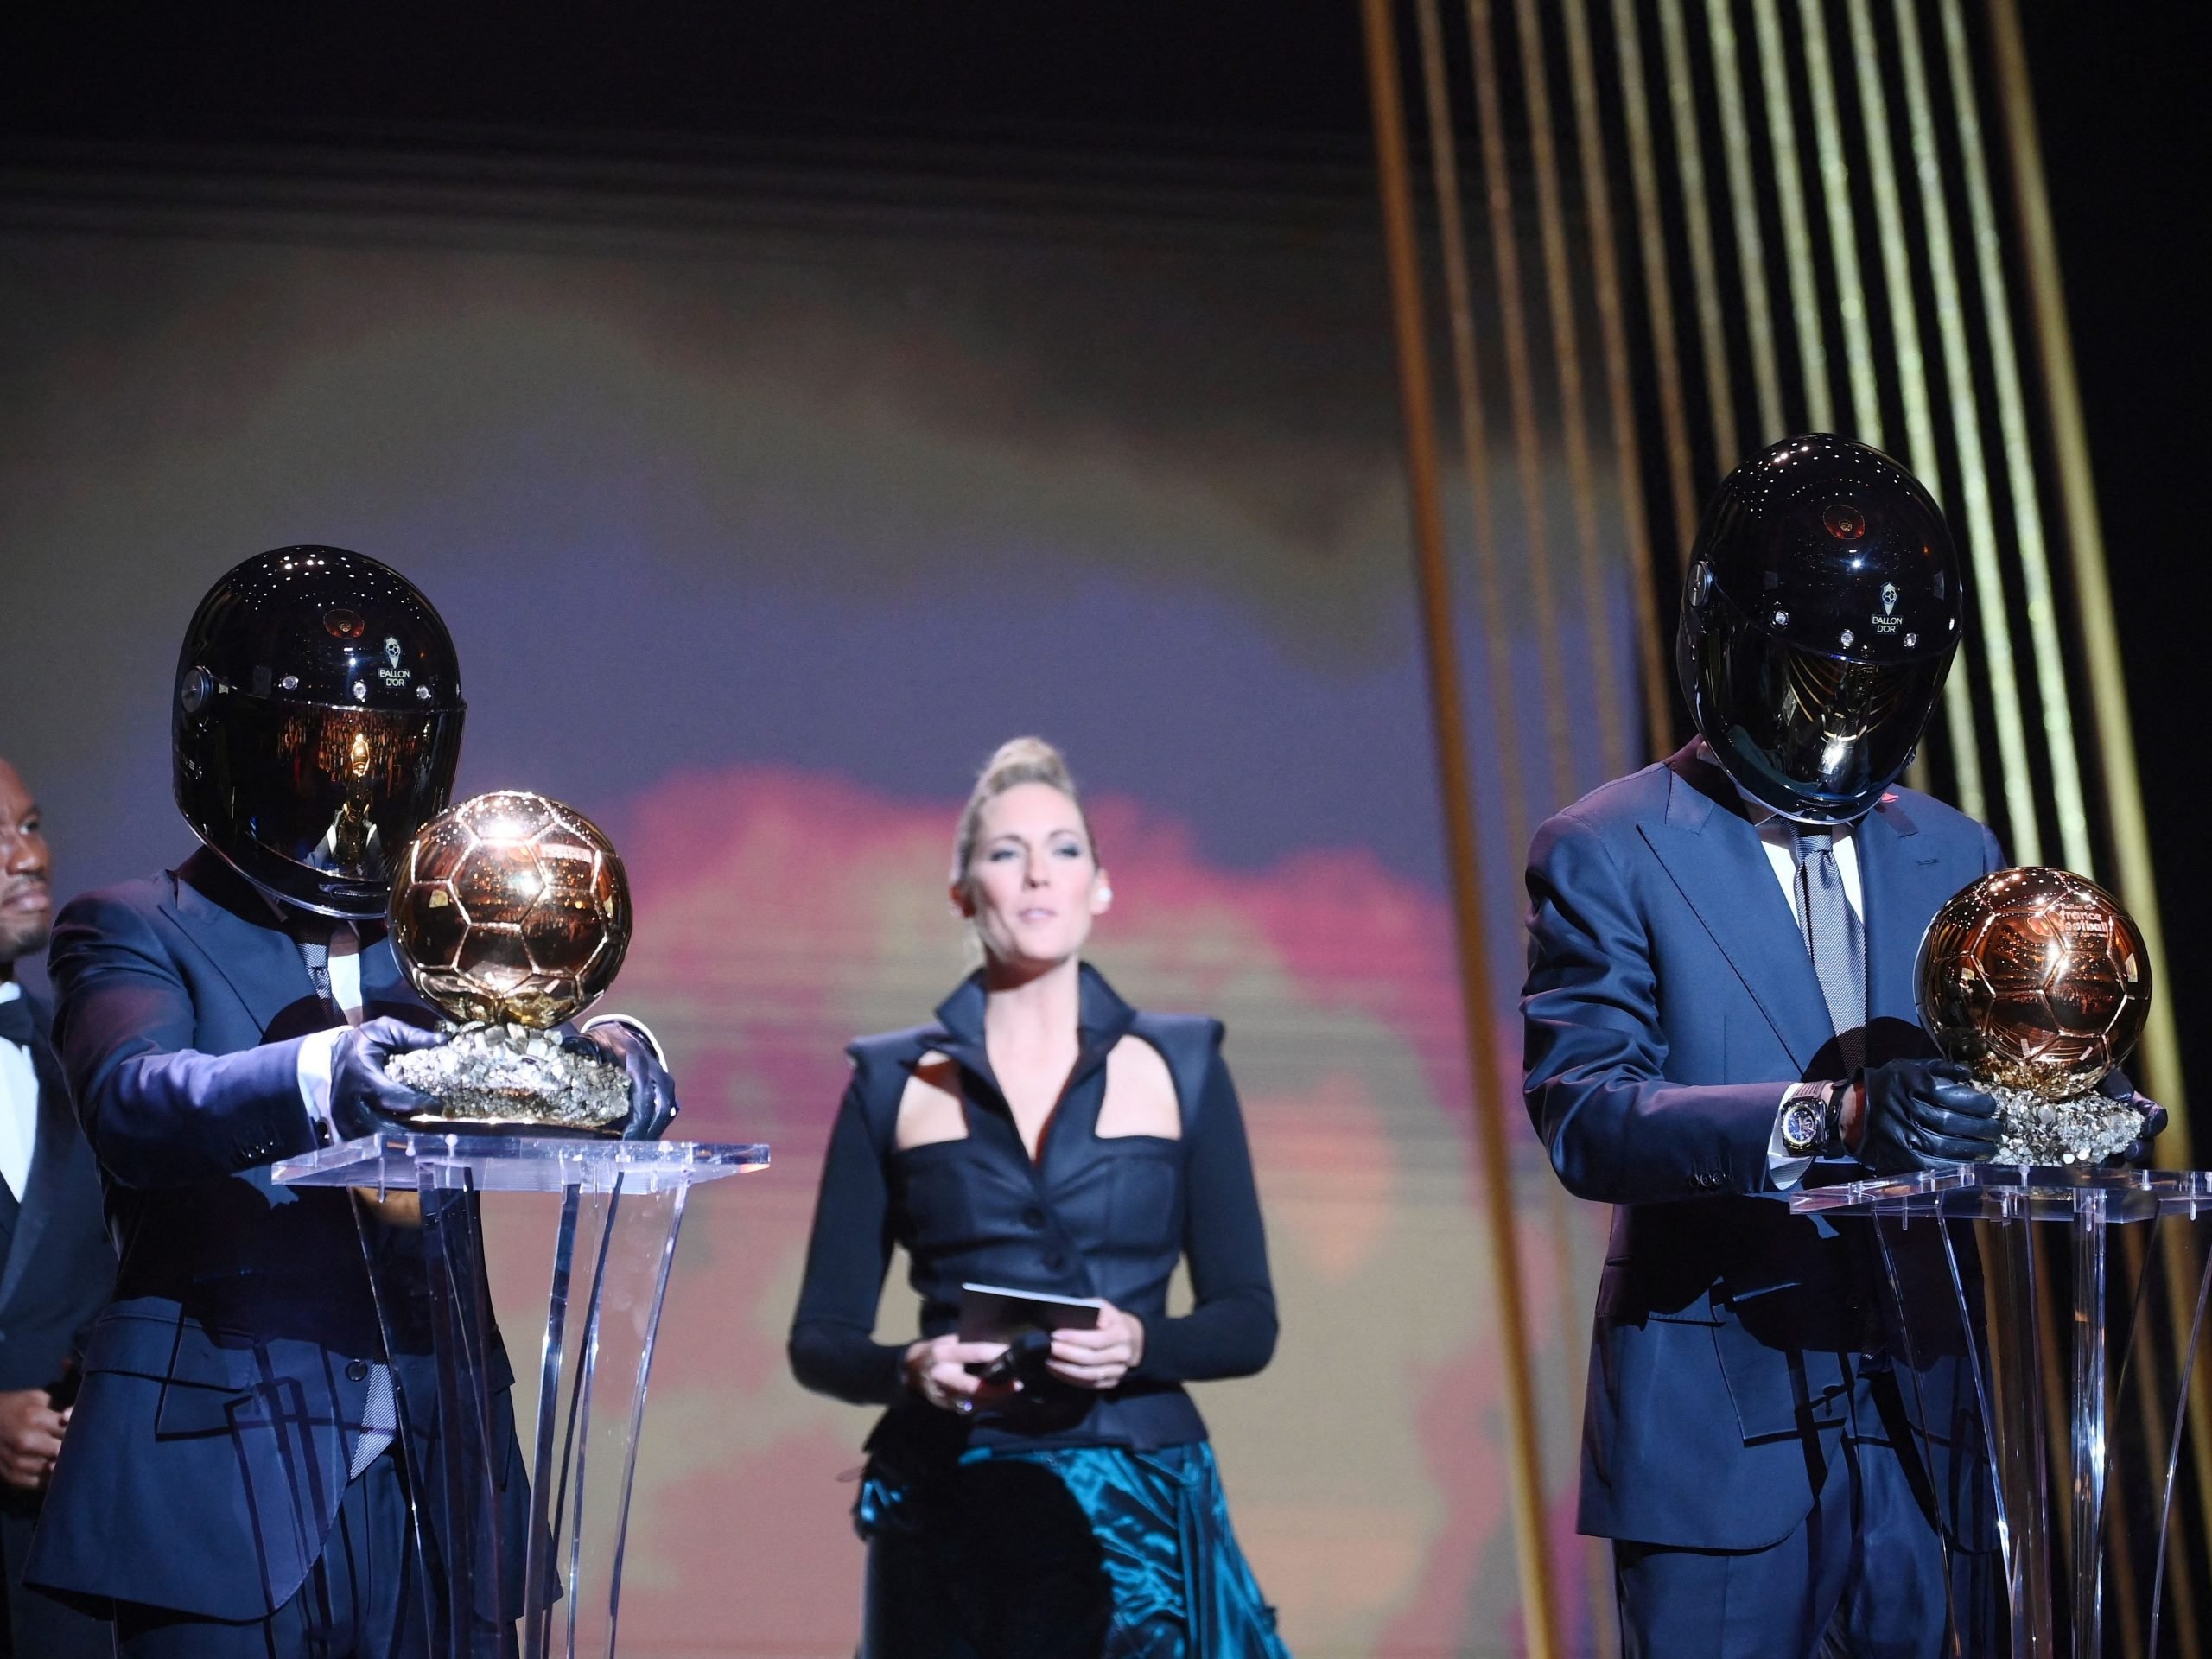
1047, 1302, 1146, 1391
902, 1335, 1019, 1415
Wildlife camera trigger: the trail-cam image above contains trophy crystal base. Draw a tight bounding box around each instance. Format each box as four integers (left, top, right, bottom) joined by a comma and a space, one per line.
387, 1023, 630, 1133
1986, 1083, 2144, 1166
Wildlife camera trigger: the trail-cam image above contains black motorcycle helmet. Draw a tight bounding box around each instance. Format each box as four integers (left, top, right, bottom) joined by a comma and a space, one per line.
173, 547, 466, 918
1679, 435, 1962, 824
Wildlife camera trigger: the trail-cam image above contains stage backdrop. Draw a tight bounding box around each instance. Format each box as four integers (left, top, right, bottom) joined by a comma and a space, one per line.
0, 146, 1643, 1656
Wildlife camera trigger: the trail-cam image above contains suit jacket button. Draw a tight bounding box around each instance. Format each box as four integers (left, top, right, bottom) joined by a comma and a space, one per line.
346, 1359, 371, 1382
1043, 1251, 1066, 1272
1020, 1206, 1046, 1230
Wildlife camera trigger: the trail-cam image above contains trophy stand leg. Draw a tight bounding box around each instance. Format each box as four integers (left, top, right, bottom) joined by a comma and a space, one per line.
519, 1173, 692, 1659
1961, 1198, 2056, 1657
346, 1185, 442, 1654
523, 1183, 589, 1659
1880, 1204, 2018, 1655
415, 1165, 509, 1656
2145, 1215, 2212, 1656
2070, 1190, 2109, 1658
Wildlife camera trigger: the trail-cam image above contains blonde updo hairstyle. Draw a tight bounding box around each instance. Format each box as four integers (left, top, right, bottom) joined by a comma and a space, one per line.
950, 737, 1102, 926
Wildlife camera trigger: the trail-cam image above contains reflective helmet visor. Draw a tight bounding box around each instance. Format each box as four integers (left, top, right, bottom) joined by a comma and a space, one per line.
1694, 589, 1951, 823
193, 699, 463, 916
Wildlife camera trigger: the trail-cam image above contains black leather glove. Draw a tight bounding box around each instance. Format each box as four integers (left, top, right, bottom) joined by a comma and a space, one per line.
328, 1017, 444, 1141
578, 1019, 679, 1141
1849, 1058, 2001, 1173
2099, 1081, 2167, 1168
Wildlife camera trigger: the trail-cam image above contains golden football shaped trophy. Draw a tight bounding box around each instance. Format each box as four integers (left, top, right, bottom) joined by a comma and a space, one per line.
1914, 866, 2153, 1165
385, 791, 633, 1132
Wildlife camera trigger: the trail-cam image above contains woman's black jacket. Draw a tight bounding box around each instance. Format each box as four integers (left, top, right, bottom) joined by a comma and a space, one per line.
787, 964, 1277, 1457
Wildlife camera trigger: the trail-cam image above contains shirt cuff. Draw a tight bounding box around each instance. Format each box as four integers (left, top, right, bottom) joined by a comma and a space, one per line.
1767, 1084, 1816, 1192
296, 1026, 345, 1141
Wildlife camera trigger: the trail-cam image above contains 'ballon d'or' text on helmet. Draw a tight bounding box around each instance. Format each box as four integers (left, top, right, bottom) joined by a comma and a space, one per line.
174, 546, 466, 918
1678, 435, 1963, 824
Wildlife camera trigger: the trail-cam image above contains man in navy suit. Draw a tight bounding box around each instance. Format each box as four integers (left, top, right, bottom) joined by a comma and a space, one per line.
0, 757, 116, 1659
1522, 437, 2158, 1656
26, 548, 678, 1657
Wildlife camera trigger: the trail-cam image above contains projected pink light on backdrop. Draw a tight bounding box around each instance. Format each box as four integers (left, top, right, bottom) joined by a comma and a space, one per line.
481, 765, 1598, 1657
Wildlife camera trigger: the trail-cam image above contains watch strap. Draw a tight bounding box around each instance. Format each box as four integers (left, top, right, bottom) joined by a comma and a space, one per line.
1819, 1077, 1850, 1159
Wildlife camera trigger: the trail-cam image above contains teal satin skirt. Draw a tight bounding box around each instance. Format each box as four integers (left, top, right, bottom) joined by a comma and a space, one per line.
855, 1441, 1288, 1658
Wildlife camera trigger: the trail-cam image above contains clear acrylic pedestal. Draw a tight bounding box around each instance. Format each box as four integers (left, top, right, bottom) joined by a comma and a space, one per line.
1794, 1166, 2212, 1657
275, 1132, 769, 1657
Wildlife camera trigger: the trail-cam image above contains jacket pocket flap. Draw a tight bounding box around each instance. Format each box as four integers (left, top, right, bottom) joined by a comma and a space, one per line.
82, 1309, 260, 1391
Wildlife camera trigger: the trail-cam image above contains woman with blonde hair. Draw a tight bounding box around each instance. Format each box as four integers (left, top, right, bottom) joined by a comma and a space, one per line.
790, 738, 1288, 1657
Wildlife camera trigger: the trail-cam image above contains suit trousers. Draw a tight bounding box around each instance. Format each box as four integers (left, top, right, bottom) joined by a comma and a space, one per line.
0, 1498, 110, 1659
111, 1450, 515, 1659
1613, 1366, 1992, 1659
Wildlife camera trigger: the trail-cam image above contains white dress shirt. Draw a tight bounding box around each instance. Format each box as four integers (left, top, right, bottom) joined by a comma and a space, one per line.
294, 925, 363, 1131
273, 922, 400, 1476
0, 981, 39, 1198
1748, 817, 1863, 1190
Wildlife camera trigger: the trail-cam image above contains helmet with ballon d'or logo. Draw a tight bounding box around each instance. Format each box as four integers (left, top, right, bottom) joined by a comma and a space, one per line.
173, 546, 467, 918
1678, 435, 1964, 824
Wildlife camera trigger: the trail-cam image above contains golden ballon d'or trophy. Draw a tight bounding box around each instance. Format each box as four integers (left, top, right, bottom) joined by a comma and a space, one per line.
383, 791, 635, 1133
1914, 866, 2153, 1166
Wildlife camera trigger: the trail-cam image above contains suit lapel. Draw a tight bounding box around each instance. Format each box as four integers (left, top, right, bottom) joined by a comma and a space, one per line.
1639, 747, 1834, 1073
1857, 791, 1955, 1027
157, 850, 316, 1038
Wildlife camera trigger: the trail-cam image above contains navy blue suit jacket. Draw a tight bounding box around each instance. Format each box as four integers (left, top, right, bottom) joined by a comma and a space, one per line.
24, 849, 528, 1622
1522, 745, 2002, 1551
0, 995, 114, 1402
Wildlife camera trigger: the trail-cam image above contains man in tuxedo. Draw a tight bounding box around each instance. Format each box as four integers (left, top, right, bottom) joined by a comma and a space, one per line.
0, 756, 116, 1659
1522, 436, 2153, 1656
26, 548, 678, 1657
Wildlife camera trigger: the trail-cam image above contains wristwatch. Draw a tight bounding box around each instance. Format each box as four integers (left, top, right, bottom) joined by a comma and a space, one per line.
1779, 1079, 1845, 1159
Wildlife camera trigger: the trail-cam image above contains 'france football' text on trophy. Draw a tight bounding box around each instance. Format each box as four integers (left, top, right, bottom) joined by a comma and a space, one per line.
385, 791, 633, 1132
1913, 866, 2152, 1165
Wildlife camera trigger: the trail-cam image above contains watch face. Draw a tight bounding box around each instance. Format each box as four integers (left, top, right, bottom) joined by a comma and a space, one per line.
1782, 1101, 1822, 1155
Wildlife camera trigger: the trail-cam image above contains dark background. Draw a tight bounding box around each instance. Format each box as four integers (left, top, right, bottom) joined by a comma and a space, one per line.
2, 0, 2202, 1105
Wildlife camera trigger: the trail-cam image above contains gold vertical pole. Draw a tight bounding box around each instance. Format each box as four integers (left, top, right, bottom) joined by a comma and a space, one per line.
1844, 0, 1988, 823
1890, 0, 2041, 864
1411, 0, 1531, 868
1611, 0, 1701, 566
1705, 0, 1785, 444
1798, 0, 1884, 442
1508, 15, 1632, 1646
1466, 0, 1577, 814
1935, 0, 2092, 877
1983, 0, 2186, 1146
1565, 0, 1673, 759
1751, 0, 1834, 433
1656, 0, 1741, 472
1515, 0, 1630, 783
1359, 4, 1563, 1652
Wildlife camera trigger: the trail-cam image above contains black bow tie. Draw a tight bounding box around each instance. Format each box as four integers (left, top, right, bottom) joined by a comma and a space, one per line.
0, 998, 34, 1048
